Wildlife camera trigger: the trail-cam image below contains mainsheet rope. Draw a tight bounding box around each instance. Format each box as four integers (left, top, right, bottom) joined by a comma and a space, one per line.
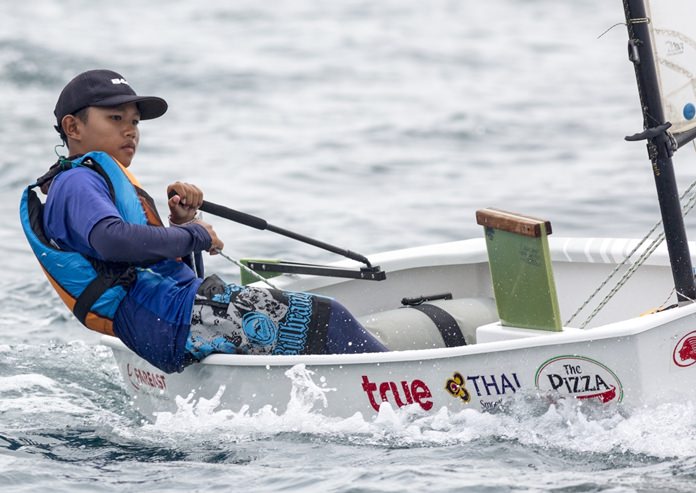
216, 250, 280, 290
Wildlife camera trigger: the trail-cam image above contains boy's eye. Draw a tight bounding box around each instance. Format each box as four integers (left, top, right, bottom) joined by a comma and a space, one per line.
109, 115, 139, 126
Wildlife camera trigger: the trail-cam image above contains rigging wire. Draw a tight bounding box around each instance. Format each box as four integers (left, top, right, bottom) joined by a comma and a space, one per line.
597, 22, 627, 40
568, 173, 696, 329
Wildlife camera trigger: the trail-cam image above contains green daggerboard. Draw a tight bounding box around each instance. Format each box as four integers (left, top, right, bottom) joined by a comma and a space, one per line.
476, 208, 561, 331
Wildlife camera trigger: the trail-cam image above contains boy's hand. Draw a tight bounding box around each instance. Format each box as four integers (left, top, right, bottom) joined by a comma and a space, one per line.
167, 182, 203, 224
194, 219, 225, 254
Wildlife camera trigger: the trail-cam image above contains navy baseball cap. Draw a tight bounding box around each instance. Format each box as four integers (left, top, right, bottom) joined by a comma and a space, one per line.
54, 69, 168, 127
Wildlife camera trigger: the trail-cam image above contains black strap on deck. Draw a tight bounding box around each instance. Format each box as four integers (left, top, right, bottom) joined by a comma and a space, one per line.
410, 304, 466, 347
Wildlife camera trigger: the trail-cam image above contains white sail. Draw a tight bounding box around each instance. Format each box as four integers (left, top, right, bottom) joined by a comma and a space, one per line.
645, 0, 696, 137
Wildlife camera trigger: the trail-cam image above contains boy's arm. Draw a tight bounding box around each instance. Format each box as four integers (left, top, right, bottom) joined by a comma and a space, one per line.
44, 169, 213, 264
89, 217, 212, 264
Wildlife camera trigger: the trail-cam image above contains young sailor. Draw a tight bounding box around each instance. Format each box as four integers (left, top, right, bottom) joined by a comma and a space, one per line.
21, 69, 386, 373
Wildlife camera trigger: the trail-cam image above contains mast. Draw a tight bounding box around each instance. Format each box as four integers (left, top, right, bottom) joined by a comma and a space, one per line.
622, 0, 696, 304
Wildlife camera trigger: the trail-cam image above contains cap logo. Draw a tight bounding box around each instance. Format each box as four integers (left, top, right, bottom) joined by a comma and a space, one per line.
110, 78, 129, 85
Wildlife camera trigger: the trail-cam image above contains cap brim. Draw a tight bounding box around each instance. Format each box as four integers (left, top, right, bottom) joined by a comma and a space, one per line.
91, 95, 168, 120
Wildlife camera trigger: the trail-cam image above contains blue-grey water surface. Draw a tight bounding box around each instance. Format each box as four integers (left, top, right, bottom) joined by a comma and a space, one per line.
3, 1, 696, 491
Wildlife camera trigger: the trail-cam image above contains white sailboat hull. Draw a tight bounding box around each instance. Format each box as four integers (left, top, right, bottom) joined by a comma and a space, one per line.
102, 237, 696, 418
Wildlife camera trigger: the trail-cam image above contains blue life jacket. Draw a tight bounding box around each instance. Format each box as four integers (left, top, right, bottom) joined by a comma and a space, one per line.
19, 151, 165, 336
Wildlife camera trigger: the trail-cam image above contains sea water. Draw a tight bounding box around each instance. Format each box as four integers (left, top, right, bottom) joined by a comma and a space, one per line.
2, 0, 696, 491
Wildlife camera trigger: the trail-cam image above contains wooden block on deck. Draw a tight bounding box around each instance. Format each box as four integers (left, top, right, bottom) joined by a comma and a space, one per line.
476, 208, 561, 332
476, 208, 552, 237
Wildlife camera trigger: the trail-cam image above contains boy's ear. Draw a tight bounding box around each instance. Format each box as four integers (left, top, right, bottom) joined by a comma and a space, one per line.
61, 115, 81, 141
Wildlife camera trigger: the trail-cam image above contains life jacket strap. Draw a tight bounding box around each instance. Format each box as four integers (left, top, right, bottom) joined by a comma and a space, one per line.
35, 157, 75, 189
73, 266, 136, 325
73, 276, 114, 325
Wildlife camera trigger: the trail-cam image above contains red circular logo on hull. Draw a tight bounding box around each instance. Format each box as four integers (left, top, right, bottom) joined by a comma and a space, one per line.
673, 331, 696, 367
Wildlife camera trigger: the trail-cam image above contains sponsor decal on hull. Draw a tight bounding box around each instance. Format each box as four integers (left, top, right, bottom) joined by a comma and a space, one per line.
445, 371, 522, 410
361, 375, 433, 412
445, 372, 471, 403
127, 363, 167, 392
673, 330, 696, 368
535, 356, 623, 403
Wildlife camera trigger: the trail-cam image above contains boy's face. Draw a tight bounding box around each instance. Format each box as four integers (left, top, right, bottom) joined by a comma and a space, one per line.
67, 103, 141, 167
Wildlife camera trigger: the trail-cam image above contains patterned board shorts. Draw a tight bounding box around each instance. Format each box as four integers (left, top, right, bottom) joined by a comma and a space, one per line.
185, 274, 332, 361
185, 274, 387, 362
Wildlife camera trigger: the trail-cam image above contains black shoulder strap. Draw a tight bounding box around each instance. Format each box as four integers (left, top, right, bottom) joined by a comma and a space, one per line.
78, 157, 116, 202
73, 263, 137, 324
73, 276, 115, 325
410, 304, 466, 347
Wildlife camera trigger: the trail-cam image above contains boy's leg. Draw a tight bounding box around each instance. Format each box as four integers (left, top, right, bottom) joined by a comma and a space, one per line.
185, 274, 387, 363
324, 299, 387, 354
